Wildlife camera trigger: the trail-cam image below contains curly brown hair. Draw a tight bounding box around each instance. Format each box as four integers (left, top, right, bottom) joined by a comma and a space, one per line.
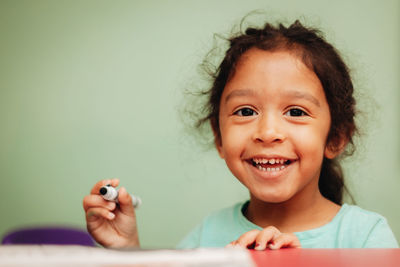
197, 20, 357, 205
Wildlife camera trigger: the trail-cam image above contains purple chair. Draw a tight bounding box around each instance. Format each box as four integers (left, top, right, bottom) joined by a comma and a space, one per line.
1, 226, 96, 246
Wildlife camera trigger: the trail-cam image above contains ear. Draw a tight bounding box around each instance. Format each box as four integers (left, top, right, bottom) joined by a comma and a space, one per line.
211, 119, 225, 159
324, 137, 348, 159
213, 131, 225, 159
215, 140, 225, 159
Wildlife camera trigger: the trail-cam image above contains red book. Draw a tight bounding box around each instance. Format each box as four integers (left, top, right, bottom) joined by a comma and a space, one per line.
250, 249, 400, 267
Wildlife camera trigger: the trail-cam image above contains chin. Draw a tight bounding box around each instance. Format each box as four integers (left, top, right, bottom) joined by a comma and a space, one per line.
255, 191, 293, 204
260, 197, 289, 204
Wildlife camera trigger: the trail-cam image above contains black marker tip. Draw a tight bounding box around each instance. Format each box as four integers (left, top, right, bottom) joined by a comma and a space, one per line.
99, 187, 107, 195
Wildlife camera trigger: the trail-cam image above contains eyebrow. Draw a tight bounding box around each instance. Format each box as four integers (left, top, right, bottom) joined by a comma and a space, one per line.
224, 89, 256, 104
284, 91, 321, 107
224, 89, 320, 107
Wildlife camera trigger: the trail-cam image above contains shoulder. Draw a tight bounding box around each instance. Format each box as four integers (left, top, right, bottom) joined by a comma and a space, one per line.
195, 201, 247, 236
202, 202, 243, 223
176, 201, 250, 248
336, 204, 398, 248
297, 204, 398, 248
338, 204, 392, 230
340, 204, 385, 222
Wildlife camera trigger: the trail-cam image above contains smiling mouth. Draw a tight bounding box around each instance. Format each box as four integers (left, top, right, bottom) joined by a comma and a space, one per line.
249, 158, 294, 172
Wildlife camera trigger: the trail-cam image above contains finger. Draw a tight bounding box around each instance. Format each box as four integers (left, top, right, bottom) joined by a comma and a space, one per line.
117, 187, 135, 216
235, 229, 260, 248
83, 194, 116, 211
86, 207, 115, 222
90, 178, 120, 195
225, 240, 239, 248
254, 226, 281, 251
269, 233, 301, 250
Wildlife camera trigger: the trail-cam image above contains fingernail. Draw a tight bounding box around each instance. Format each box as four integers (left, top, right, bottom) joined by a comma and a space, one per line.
254, 243, 264, 251
108, 212, 115, 219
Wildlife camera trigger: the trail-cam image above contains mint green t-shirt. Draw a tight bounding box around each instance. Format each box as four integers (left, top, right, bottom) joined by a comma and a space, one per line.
177, 202, 399, 248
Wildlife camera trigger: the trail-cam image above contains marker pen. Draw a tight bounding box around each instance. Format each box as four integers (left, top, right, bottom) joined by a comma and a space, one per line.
99, 184, 142, 208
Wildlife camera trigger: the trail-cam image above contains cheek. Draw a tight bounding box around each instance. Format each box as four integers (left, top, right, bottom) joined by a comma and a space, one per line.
218, 123, 252, 174
220, 127, 246, 156
292, 127, 328, 158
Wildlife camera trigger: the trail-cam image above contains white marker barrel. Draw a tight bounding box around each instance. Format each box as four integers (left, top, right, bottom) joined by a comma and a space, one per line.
99, 185, 141, 208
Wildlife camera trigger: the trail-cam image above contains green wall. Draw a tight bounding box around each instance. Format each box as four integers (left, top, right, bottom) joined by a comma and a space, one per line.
1, 0, 399, 248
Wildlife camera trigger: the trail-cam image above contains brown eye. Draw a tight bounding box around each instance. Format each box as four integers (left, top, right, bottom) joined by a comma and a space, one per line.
234, 108, 257, 116
285, 108, 307, 117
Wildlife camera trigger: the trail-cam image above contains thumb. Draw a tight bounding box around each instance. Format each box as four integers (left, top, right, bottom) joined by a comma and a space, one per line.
118, 187, 136, 216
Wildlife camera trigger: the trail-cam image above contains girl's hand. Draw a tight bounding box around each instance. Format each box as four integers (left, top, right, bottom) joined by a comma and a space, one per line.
226, 226, 301, 250
83, 179, 140, 248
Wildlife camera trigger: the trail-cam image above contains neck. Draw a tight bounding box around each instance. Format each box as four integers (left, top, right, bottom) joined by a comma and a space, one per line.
245, 189, 340, 233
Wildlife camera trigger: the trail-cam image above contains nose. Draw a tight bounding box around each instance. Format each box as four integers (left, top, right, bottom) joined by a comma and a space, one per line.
252, 113, 286, 144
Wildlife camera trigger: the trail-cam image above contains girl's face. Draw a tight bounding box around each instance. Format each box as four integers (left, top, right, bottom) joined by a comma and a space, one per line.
216, 48, 340, 203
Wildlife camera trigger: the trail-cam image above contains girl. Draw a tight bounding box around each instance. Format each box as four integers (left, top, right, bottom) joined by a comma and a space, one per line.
83, 20, 399, 249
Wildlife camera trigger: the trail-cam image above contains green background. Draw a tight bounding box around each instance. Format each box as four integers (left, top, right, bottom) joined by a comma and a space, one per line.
0, 0, 399, 248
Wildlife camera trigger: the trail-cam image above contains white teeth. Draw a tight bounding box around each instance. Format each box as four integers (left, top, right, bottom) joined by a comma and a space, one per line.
253, 158, 287, 164
257, 165, 267, 171
256, 165, 286, 172
252, 157, 291, 173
